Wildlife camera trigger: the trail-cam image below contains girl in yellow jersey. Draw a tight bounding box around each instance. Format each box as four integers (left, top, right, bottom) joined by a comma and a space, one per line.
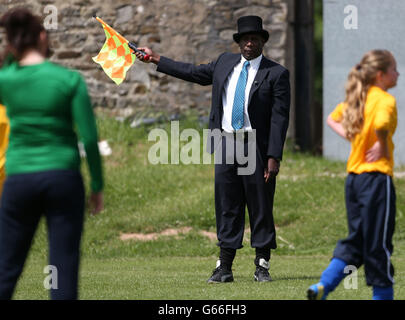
308, 50, 399, 300
0, 104, 8, 198
0, 52, 10, 199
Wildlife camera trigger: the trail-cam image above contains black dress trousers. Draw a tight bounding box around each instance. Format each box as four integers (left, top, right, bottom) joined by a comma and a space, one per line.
214, 133, 277, 250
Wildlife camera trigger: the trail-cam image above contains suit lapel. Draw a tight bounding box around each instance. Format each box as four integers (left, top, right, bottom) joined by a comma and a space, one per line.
216, 54, 240, 105
247, 57, 270, 108
218, 55, 240, 85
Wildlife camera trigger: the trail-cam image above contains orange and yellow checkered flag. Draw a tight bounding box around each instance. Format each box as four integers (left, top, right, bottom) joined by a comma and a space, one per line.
92, 17, 135, 85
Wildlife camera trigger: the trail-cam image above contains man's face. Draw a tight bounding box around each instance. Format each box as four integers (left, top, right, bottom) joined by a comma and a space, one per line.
238, 33, 265, 60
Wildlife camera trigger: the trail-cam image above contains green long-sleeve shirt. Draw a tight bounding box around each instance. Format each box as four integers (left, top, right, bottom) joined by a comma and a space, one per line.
0, 60, 103, 192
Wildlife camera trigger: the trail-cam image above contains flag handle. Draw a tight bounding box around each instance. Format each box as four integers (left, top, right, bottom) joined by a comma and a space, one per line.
92, 15, 150, 61
128, 42, 150, 61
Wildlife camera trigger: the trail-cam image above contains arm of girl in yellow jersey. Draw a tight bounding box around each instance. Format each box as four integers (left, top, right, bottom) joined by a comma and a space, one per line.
326, 114, 348, 140
365, 129, 389, 163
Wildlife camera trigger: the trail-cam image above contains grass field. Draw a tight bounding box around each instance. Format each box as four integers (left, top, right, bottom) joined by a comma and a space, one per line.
11, 112, 405, 300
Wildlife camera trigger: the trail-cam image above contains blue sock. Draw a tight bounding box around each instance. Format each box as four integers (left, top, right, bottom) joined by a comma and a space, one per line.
373, 286, 393, 300
319, 258, 348, 295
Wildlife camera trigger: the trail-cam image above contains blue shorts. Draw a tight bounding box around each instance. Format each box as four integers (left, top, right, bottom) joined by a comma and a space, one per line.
333, 172, 396, 287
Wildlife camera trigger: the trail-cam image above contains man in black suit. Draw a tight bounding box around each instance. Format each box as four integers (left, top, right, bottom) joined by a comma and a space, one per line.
136, 16, 290, 283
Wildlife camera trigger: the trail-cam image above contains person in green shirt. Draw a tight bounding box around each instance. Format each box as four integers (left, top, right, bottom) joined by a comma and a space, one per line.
0, 8, 104, 299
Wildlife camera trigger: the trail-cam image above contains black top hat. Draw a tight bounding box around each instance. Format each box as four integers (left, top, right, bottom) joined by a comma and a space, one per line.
233, 16, 269, 43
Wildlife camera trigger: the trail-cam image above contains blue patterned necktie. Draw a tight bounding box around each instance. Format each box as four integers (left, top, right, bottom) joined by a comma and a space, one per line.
232, 60, 250, 130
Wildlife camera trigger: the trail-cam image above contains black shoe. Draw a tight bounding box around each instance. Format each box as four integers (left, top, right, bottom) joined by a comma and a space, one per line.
207, 260, 234, 283
254, 258, 272, 282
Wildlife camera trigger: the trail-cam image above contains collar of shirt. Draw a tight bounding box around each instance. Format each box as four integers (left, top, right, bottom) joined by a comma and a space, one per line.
220, 54, 263, 133
240, 54, 263, 71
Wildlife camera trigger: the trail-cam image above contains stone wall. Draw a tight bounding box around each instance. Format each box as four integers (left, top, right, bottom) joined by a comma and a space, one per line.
0, 0, 292, 121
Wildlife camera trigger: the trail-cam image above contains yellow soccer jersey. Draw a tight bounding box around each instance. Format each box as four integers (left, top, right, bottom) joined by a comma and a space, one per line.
0, 104, 9, 196
330, 86, 397, 176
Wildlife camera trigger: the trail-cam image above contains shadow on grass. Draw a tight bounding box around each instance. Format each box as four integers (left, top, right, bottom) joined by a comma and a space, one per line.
274, 274, 366, 282
273, 275, 320, 281
232, 275, 320, 283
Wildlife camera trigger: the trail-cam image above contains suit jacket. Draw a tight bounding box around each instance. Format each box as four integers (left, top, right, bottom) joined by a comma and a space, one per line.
156, 52, 290, 162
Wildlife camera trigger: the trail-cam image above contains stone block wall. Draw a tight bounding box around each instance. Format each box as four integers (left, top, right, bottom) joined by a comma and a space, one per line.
0, 0, 292, 120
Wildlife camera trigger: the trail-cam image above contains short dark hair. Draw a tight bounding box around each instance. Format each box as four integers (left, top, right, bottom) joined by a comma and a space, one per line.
0, 8, 45, 60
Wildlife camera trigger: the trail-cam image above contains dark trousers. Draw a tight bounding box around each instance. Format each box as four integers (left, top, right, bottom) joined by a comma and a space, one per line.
214, 133, 277, 251
333, 172, 396, 287
0, 169, 85, 300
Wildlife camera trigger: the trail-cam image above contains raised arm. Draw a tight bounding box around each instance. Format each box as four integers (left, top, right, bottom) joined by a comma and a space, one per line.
135, 46, 215, 86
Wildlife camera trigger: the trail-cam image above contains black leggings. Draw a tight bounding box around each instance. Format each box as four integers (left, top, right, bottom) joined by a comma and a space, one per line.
0, 169, 85, 300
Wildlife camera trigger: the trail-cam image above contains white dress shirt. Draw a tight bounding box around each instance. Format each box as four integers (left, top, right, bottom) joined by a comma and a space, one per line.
221, 54, 262, 133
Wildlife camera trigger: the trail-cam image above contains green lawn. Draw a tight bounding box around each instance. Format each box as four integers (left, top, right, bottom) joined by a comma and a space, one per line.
11, 112, 405, 300
14, 254, 405, 300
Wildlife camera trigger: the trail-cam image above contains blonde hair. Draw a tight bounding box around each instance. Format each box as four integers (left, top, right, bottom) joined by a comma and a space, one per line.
342, 49, 394, 140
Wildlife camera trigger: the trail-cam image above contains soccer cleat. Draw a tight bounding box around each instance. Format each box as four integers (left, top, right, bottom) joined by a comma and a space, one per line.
254, 258, 272, 282
307, 283, 326, 300
207, 260, 234, 283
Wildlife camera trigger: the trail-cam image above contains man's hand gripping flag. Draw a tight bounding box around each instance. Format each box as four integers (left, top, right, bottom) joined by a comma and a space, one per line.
92, 17, 149, 85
